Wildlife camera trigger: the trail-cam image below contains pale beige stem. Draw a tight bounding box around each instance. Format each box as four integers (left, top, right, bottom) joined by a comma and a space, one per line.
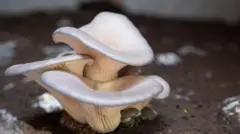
81, 104, 122, 133
66, 75, 152, 133
84, 56, 126, 82
83, 57, 152, 132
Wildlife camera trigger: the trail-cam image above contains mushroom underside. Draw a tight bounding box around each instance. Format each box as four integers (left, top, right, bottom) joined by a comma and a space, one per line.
53, 27, 154, 66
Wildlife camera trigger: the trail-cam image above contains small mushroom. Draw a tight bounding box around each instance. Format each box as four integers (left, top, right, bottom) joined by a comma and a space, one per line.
5, 12, 170, 133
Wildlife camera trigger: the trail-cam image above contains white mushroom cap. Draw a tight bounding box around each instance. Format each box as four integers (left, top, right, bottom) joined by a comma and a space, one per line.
40, 70, 167, 106
5, 54, 83, 76
53, 12, 154, 66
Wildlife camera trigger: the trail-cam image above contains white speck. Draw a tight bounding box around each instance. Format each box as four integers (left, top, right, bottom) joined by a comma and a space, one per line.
0, 110, 7, 115
133, 68, 142, 75
42, 45, 72, 59
155, 52, 181, 66
187, 90, 195, 96
56, 17, 73, 27
32, 93, 62, 113
174, 94, 190, 101
205, 72, 213, 79
228, 112, 234, 116
0, 40, 17, 67
177, 45, 207, 56
235, 107, 240, 113
175, 94, 182, 99
2, 83, 15, 91
137, 68, 142, 74
20, 77, 32, 84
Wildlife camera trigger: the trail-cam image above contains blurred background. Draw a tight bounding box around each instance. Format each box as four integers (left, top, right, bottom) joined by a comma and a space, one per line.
0, 0, 239, 23
0, 0, 240, 134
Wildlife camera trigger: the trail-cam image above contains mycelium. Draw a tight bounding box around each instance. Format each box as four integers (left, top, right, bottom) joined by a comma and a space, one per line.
5, 12, 170, 133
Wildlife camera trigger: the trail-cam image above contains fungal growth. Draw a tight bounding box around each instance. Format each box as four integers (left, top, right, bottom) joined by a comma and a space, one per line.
5, 12, 170, 133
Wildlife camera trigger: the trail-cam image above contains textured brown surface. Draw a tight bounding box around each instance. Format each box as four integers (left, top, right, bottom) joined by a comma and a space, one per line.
0, 7, 240, 134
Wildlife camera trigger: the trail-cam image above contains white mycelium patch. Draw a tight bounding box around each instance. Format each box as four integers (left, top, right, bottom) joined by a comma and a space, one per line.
155, 52, 181, 66
0, 109, 23, 134
32, 93, 62, 113
222, 95, 240, 123
177, 45, 207, 56
2, 82, 15, 91
222, 96, 240, 116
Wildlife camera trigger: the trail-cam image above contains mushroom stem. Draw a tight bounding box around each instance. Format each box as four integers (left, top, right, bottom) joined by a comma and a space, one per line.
84, 57, 126, 82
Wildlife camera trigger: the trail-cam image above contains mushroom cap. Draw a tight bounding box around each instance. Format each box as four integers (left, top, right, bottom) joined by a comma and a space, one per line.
53, 12, 154, 66
40, 70, 165, 106
5, 54, 83, 76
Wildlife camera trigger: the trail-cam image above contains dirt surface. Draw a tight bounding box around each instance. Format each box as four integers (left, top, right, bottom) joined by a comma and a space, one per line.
0, 7, 240, 134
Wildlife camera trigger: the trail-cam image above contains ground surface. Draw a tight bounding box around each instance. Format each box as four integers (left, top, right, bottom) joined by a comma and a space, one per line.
0, 8, 240, 134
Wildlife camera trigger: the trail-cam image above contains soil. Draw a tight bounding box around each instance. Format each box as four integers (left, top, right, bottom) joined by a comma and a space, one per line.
0, 4, 240, 134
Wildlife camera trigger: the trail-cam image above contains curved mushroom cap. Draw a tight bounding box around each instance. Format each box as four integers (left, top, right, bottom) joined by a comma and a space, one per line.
40, 70, 167, 107
5, 52, 170, 107
53, 12, 154, 66
5, 54, 84, 76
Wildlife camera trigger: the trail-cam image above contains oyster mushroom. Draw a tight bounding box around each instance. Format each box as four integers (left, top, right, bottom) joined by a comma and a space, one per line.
5, 12, 170, 133
52, 11, 170, 122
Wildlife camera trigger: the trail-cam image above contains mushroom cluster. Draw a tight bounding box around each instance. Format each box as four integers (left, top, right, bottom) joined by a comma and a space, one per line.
5, 12, 170, 133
